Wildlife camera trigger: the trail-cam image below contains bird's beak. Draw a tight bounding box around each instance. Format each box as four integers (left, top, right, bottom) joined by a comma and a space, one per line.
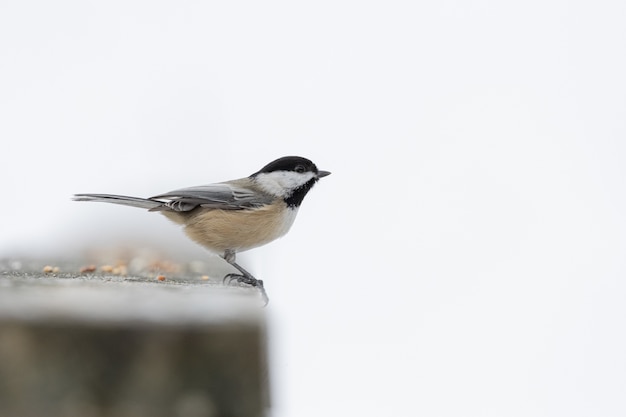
317, 170, 331, 178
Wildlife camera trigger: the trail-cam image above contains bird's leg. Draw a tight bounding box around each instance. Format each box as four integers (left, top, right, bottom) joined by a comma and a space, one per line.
222, 250, 269, 305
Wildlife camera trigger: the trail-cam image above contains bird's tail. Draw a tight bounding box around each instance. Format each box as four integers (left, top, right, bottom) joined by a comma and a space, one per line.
73, 194, 163, 210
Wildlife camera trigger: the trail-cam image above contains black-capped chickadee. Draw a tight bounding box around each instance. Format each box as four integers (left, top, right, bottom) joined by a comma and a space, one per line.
74, 156, 330, 304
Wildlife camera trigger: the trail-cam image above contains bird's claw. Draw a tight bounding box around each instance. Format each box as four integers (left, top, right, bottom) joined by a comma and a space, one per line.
222, 274, 269, 306
223, 273, 240, 285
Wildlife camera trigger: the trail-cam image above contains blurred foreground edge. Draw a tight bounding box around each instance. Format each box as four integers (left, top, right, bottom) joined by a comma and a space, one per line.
0, 260, 270, 417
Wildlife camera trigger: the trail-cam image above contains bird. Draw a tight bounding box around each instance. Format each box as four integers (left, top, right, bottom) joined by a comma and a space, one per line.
73, 156, 330, 305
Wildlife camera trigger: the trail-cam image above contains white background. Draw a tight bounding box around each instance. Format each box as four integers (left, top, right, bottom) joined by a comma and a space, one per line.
2, 1, 626, 416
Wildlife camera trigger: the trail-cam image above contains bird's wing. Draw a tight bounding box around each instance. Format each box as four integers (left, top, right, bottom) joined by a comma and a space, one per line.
149, 181, 272, 212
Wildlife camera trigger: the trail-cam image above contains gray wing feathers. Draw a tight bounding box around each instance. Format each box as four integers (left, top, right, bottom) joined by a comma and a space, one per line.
74, 182, 272, 213
150, 183, 272, 211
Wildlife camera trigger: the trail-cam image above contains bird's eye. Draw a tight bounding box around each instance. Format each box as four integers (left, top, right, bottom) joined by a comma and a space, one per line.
295, 165, 306, 173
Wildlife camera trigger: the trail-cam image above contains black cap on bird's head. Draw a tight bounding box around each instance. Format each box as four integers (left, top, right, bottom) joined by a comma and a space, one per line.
251, 156, 331, 207
252, 156, 331, 178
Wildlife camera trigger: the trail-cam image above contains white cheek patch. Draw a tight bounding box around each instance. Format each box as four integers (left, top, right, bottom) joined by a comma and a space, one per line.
254, 171, 316, 197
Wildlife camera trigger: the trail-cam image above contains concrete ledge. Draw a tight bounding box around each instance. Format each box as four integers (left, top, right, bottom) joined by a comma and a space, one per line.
0, 258, 269, 417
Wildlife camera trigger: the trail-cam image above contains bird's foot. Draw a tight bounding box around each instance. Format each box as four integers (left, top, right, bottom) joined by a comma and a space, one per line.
223, 273, 263, 287
223, 274, 269, 306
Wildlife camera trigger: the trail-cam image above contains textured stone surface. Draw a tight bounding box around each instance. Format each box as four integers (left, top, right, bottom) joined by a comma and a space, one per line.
0, 258, 269, 417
